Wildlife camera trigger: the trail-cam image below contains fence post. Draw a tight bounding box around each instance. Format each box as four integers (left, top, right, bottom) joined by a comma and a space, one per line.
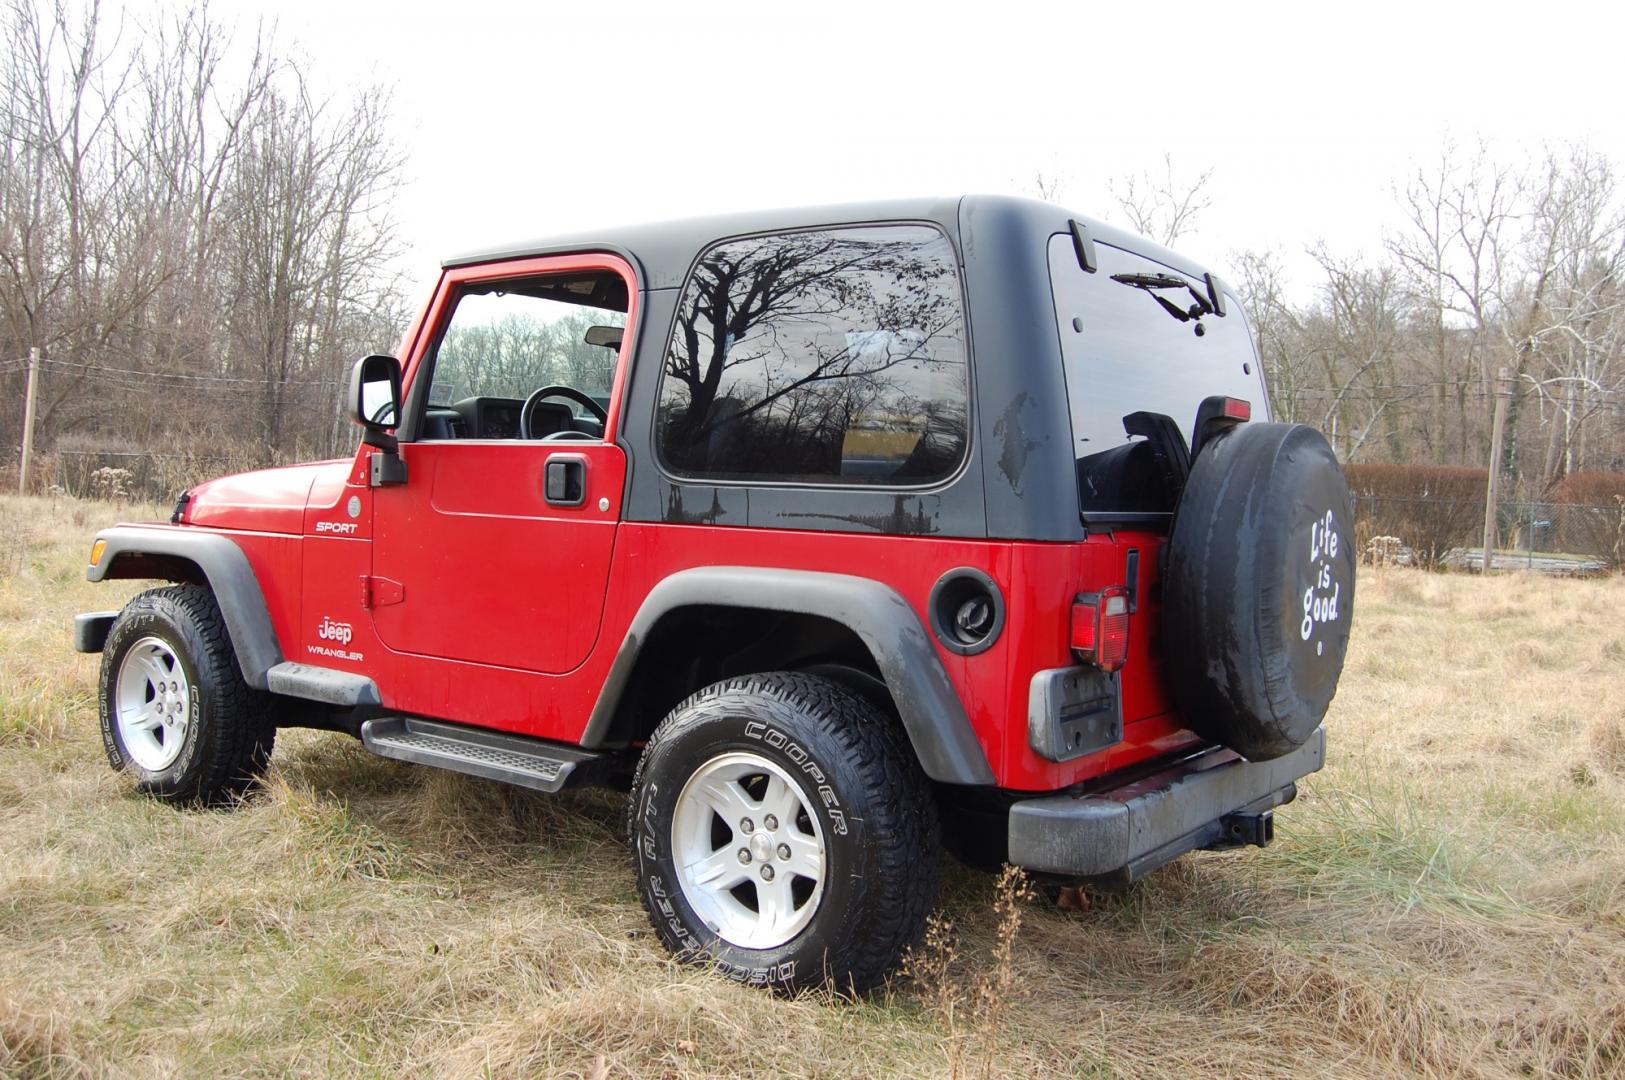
18, 346, 40, 496
1481, 367, 1512, 573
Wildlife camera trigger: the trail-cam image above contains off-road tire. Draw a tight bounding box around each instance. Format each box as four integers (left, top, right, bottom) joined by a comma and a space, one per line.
628, 671, 940, 993
99, 584, 275, 805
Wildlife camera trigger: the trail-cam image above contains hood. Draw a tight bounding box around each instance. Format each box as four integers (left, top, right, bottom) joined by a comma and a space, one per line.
182, 460, 350, 535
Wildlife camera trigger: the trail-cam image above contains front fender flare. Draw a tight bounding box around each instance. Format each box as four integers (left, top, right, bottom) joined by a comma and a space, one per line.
582, 566, 996, 786
87, 526, 283, 689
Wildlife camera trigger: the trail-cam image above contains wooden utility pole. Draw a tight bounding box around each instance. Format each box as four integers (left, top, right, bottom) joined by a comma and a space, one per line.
1481, 366, 1512, 573
18, 347, 40, 496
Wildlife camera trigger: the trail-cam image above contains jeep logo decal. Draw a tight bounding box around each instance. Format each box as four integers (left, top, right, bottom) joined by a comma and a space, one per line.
317, 617, 353, 645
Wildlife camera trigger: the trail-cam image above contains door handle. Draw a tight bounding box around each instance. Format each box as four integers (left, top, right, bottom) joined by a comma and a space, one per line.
543, 454, 587, 507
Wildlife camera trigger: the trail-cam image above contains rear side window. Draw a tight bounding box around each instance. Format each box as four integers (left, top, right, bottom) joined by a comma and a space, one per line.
1049, 236, 1268, 515
657, 224, 969, 486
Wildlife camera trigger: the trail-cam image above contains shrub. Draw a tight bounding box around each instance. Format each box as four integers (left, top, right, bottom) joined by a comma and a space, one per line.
1549, 472, 1625, 568
1344, 464, 1488, 569
88, 466, 135, 500
1550, 471, 1625, 506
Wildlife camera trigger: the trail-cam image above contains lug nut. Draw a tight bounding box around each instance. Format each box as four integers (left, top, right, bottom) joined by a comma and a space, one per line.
763, 814, 779, 831
760, 865, 774, 881
737, 848, 751, 864
740, 817, 754, 833
777, 843, 791, 861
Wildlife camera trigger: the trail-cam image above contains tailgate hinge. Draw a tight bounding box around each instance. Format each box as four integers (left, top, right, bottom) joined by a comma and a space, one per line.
360, 575, 405, 609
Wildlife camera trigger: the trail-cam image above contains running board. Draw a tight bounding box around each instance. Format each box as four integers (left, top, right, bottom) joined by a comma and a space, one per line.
360, 717, 608, 793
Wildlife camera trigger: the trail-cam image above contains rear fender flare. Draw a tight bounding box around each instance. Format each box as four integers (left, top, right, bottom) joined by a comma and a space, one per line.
87, 526, 283, 689
582, 566, 996, 786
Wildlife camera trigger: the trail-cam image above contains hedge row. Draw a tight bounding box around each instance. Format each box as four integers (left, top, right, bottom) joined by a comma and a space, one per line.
1344, 464, 1624, 568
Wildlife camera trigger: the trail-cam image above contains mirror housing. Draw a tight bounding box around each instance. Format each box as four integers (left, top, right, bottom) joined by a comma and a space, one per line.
347, 354, 407, 485
584, 324, 623, 350
348, 354, 402, 446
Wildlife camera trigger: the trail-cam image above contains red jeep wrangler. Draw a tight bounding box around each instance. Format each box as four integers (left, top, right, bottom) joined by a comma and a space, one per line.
75, 197, 1354, 991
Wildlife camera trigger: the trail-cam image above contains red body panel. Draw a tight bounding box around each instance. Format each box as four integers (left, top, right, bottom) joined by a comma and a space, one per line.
299, 457, 375, 667
187, 461, 339, 535
147, 249, 1204, 795
193, 502, 1196, 793
369, 439, 625, 674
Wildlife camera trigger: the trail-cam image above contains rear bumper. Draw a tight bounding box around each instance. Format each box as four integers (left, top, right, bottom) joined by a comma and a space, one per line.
1007, 727, 1326, 880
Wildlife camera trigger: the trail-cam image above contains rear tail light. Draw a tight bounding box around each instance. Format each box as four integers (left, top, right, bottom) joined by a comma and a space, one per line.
1192, 394, 1253, 457
1071, 586, 1131, 672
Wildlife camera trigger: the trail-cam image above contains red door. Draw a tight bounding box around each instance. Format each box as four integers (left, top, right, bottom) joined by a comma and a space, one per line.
368, 253, 640, 676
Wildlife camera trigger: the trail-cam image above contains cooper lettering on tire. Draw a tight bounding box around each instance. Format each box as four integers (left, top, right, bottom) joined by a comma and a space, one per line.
1162, 422, 1356, 761
627, 671, 940, 993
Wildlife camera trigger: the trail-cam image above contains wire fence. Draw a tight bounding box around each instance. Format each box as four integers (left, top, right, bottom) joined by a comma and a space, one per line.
1353, 494, 1625, 572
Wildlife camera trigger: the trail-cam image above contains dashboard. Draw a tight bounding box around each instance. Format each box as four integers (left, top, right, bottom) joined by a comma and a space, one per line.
423, 396, 520, 439
422, 396, 601, 441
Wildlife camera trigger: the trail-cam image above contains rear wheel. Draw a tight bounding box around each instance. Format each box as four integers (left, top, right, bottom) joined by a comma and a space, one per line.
629, 672, 940, 992
99, 584, 275, 805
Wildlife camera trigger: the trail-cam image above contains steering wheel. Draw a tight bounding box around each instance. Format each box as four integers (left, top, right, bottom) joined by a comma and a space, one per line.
520, 385, 608, 440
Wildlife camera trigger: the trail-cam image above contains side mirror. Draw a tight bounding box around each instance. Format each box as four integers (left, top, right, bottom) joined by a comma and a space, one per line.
348, 355, 408, 485
348, 354, 401, 436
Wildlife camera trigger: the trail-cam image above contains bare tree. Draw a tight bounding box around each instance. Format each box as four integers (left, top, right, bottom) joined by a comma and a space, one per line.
1108, 153, 1213, 247
1231, 248, 1312, 423
0, 0, 406, 479
224, 73, 402, 461
1516, 148, 1625, 485
1387, 142, 1520, 468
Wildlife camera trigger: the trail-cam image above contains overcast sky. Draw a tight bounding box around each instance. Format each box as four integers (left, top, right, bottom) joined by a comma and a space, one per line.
207, 0, 1625, 299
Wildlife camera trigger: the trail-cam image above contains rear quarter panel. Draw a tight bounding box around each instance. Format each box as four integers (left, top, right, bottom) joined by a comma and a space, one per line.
594, 523, 1196, 792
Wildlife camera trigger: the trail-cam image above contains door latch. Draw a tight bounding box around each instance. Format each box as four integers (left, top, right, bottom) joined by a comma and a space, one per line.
544, 454, 587, 507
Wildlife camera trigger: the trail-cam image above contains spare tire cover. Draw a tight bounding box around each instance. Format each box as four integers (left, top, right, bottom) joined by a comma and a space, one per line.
1162, 422, 1355, 761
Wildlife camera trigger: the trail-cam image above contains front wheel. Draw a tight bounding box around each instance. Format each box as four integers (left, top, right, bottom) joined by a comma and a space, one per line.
629, 672, 940, 992
99, 584, 275, 805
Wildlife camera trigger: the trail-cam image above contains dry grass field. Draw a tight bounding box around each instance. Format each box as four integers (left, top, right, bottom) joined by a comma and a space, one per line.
2, 493, 1622, 1079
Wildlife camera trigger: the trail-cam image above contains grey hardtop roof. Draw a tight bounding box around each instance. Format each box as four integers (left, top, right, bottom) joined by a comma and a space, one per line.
442, 194, 1212, 291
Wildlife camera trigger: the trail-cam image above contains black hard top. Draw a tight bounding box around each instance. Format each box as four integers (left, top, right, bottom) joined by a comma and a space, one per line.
442, 194, 1210, 290
444, 194, 1232, 545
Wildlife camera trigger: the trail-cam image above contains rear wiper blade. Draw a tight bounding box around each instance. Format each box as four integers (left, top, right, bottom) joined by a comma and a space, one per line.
1111, 272, 1192, 290
1110, 271, 1216, 329
1111, 272, 1215, 314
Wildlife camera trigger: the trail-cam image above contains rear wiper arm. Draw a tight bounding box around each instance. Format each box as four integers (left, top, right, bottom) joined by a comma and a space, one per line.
1110, 272, 1215, 325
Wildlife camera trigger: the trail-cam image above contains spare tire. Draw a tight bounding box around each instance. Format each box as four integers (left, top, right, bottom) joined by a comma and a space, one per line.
1162, 422, 1355, 761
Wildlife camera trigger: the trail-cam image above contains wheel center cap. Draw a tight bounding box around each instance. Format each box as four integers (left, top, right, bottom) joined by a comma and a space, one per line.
749, 833, 774, 864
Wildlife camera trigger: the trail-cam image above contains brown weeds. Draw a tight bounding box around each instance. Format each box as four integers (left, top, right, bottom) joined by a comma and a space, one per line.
903, 865, 1036, 1079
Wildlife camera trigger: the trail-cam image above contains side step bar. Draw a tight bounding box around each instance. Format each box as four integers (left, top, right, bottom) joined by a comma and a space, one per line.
361, 717, 609, 793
